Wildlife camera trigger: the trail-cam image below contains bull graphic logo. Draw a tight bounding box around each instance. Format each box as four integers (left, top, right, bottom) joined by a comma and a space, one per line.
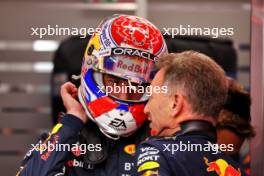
111, 16, 164, 54
204, 157, 241, 176
141, 170, 159, 176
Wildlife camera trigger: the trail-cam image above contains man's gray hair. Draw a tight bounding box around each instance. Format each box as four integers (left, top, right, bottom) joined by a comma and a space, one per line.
157, 51, 228, 118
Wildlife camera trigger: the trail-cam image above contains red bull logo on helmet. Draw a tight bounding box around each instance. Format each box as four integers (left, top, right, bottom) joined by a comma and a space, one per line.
116, 60, 148, 75
204, 157, 241, 176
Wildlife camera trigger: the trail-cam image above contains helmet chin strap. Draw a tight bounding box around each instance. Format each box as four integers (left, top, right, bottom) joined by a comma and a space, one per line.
98, 127, 120, 140
127, 78, 138, 92
71, 74, 81, 80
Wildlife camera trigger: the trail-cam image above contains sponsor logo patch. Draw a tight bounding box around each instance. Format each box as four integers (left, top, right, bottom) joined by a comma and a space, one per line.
138, 161, 160, 172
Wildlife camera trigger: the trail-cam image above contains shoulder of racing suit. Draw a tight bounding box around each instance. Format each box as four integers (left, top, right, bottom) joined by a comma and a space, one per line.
17, 114, 150, 176
133, 120, 248, 176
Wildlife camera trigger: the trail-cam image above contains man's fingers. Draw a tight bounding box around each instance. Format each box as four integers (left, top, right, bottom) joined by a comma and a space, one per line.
72, 91, 78, 99
61, 82, 77, 97
60, 82, 87, 123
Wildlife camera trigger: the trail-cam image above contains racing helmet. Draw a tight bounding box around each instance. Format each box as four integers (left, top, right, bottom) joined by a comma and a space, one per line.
78, 14, 167, 139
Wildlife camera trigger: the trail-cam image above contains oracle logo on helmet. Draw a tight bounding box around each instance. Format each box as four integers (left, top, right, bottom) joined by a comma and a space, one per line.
112, 47, 156, 61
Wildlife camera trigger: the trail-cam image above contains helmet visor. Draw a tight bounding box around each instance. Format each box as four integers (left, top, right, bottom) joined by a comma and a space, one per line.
97, 55, 155, 102
99, 55, 156, 83
83, 47, 158, 102
100, 73, 149, 102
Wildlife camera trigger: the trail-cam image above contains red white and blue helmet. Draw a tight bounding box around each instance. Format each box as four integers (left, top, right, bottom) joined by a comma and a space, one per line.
78, 14, 167, 139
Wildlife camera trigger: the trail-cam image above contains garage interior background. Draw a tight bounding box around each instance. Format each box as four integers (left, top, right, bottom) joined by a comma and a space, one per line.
0, 0, 250, 175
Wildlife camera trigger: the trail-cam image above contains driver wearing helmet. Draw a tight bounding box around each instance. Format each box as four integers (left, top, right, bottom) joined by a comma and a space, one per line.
17, 14, 167, 176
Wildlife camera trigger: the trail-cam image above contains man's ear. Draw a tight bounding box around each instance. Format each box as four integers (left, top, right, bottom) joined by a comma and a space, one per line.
170, 93, 184, 118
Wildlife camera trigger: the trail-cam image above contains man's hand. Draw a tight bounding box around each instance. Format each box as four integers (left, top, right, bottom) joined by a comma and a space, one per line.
60, 82, 88, 123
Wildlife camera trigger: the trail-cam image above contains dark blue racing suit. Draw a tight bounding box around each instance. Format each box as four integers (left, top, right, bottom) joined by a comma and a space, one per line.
134, 120, 247, 176
17, 114, 149, 176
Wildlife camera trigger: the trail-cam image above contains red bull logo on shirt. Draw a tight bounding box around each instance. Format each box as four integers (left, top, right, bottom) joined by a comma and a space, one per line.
141, 170, 159, 176
124, 144, 136, 155
204, 157, 241, 176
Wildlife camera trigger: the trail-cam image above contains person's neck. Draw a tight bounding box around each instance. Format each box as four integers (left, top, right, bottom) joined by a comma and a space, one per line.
159, 126, 181, 137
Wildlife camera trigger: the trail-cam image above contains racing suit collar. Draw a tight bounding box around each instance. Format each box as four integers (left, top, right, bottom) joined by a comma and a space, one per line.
148, 120, 216, 143
178, 120, 217, 143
